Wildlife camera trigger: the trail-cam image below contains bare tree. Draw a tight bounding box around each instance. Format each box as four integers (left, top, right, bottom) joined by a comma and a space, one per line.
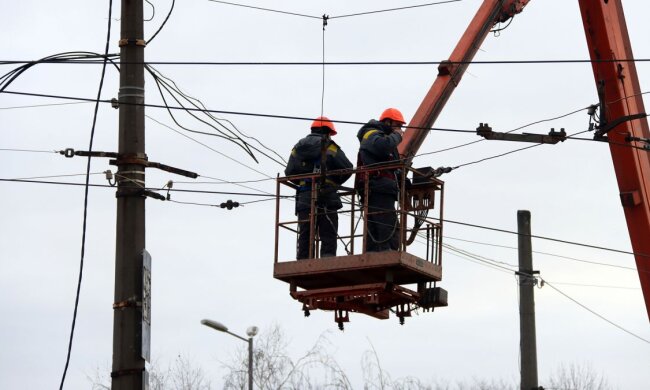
545, 362, 613, 390
221, 324, 352, 390
88, 355, 210, 390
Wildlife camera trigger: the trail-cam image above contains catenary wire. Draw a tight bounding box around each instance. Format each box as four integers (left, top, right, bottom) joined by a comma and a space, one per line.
542, 279, 650, 345
145, 0, 155, 21
207, 0, 320, 19
330, 0, 462, 19
59, 2, 113, 389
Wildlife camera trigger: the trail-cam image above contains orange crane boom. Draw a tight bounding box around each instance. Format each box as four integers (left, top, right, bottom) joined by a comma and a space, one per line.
398, 0, 650, 320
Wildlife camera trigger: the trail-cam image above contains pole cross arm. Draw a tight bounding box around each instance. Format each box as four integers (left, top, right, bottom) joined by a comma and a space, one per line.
109, 155, 199, 178
476, 123, 566, 144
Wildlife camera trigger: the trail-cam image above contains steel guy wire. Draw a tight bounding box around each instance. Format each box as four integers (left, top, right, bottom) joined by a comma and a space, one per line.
0, 148, 58, 153
207, 0, 320, 19
541, 279, 650, 345
59, 1, 113, 389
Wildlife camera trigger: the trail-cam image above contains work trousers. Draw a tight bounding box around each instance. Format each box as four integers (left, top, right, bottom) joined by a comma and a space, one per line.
297, 207, 338, 259
366, 191, 399, 252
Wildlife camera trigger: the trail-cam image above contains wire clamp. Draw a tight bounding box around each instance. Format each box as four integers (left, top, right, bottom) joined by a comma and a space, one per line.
322, 14, 329, 29
112, 298, 142, 310
118, 38, 147, 47
110, 367, 145, 378
220, 200, 240, 210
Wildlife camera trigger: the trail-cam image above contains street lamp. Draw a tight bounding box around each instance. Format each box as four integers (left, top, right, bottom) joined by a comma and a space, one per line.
200, 319, 258, 390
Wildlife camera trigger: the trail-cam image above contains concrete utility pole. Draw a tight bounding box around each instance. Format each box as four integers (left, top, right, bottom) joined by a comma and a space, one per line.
517, 210, 538, 390
112, 1, 148, 389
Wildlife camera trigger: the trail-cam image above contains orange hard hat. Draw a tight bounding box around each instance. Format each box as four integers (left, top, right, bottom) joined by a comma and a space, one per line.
379, 108, 406, 125
311, 116, 337, 135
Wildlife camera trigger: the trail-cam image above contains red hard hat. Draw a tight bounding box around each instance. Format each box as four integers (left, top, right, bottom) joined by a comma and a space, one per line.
311, 116, 337, 135
379, 108, 406, 125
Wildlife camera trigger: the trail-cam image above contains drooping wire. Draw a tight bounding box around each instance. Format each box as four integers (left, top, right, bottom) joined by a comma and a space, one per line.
144, 0, 155, 21
146, 114, 273, 178
59, 2, 113, 389
146, 64, 287, 165
147, 0, 175, 44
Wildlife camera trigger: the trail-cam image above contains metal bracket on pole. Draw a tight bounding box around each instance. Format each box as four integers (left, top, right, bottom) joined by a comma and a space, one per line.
594, 113, 647, 140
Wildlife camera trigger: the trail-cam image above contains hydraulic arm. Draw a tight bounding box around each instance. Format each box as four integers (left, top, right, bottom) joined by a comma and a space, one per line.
398, 0, 650, 320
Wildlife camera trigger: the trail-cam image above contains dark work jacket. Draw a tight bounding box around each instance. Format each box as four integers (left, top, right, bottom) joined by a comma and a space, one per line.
356, 119, 403, 197
285, 133, 353, 212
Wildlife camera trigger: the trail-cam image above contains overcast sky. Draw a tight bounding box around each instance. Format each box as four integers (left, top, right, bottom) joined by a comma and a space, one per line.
1, 0, 649, 389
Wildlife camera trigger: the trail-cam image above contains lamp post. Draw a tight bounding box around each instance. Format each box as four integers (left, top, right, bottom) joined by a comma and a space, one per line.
201, 319, 258, 390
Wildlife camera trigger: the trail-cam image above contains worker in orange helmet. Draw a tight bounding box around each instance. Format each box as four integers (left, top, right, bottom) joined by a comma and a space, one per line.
356, 108, 406, 252
285, 116, 353, 259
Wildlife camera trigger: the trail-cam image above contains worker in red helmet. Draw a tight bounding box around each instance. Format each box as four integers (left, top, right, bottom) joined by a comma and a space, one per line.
356, 108, 406, 252
285, 116, 353, 259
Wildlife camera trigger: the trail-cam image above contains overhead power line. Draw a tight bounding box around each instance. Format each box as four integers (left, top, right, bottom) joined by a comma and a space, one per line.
444, 235, 637, 271
4, 58, 650, 66
542, 279, 650, 345
1, 90, 476, 133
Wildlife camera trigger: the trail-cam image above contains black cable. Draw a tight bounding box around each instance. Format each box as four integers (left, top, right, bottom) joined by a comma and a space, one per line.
207, 0, 320, 19
0, 178, 283, 198
4, 58, 650, 66
59, 2, 112, 389
145, 0, 155, 21
452, 143, 541, 169
542, 279, 650, 344
430, 215, 647, 258
330, 0, 462, 19
1, 90, 476, 134
147, 0, 175, 44
146, 64, 287, 164
320, 16, 327, 118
